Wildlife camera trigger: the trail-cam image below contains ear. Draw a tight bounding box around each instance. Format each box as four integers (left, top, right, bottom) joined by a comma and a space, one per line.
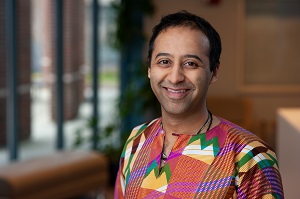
210, 64, 220, 84
148, 67, 151, 79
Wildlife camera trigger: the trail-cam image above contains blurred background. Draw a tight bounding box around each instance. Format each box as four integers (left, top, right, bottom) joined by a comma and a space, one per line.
0, 0, 299, 198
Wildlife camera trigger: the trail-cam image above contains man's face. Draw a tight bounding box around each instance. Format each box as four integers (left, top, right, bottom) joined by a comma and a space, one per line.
148, 26, 218, 117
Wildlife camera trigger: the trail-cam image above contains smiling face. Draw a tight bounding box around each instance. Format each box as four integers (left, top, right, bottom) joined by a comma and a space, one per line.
148, 26, 218, 118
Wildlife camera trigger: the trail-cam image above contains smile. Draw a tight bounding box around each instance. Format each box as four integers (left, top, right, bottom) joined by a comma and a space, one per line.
162, 86, 191, 99
167, 88, 187, 93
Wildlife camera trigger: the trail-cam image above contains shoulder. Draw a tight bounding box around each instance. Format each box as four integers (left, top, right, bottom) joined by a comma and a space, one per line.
220, 120, 284, 197
219, 118, 270, 148
121, 118, 161, 157
217, 118, 279, 167
220, 119, 279, 169
126, 118, 161, 142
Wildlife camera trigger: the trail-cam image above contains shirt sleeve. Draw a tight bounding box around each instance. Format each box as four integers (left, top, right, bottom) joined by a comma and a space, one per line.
235, 141, 284, 198
114, 163, 125, 199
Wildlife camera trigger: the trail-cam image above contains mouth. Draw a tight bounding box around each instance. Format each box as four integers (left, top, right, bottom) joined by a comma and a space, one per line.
162, 86, 192, 99
166, 88, 188, 93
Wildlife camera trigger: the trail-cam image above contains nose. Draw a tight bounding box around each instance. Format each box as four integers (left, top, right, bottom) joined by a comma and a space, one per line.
167, 65, 184, 84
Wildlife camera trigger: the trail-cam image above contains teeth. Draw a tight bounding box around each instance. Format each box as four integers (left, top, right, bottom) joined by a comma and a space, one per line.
167, 88, 186, 93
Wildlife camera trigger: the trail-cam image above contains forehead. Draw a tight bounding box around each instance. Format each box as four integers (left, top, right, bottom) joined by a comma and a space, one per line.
153, 26, 210, 55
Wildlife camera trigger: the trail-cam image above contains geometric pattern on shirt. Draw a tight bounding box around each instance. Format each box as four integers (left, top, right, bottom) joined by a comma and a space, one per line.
183, 133, 220, 164
115, 118, 284, 199
141, 159, 171, 193
195, 127, 283, 199
123, 119, 160, 198
235, 140, 283, 198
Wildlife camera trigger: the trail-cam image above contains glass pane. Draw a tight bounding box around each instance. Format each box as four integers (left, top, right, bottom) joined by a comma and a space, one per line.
0, 0, 120, 165
20, 0, 56, 160
80, 0, 120, 151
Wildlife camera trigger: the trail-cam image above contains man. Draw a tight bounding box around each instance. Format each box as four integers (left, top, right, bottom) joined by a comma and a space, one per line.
114, 11, 283, 198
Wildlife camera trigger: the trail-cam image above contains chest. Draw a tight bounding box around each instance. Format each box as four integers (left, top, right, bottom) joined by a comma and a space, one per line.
124, 131, 236, 198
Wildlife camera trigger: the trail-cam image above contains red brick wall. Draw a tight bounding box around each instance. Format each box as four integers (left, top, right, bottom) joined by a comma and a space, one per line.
43, 0, 85, 120
17, 0, 31, 141
0, 0, 85, 146
0, 0, 31, 146
62, 0, 85, 120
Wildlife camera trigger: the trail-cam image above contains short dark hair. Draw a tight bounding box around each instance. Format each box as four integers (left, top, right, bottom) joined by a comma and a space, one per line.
147, 10, 222, 72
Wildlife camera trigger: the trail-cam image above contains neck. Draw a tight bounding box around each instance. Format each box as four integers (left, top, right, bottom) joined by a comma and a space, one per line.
161, 108, 209, 135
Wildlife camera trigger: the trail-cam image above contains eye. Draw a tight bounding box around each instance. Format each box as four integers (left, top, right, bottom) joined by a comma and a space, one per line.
184, 61, 198, 68
157, 59, 171, 67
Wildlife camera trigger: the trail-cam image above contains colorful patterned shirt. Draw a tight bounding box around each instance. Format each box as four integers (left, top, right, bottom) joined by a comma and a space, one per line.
114, 118, 283, 198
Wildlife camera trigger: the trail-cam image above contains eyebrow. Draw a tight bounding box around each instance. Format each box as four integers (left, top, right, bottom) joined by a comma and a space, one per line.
183, 54, 203, 63
155, 52, 172, 59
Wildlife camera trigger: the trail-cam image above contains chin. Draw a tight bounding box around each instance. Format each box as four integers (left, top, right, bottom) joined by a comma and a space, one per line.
162, 106, 188, 116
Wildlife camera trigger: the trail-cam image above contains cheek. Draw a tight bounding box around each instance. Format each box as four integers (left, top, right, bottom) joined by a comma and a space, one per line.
191, 73, 211, 88
188, 72, 204, 83
150, 69, 163, 82
149, 70, 158, 87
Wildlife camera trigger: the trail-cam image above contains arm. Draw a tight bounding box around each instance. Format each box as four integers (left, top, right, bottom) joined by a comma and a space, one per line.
235, 141, 284, 198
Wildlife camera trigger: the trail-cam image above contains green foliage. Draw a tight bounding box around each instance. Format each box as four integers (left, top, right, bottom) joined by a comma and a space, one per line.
111, 0, 155, 49
74, 123, 119, 164
118, 63, 160, 120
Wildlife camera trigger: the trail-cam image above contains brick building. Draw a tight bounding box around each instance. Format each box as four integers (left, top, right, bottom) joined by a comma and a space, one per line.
42, 0, 85, 120
0, 0, 85, 146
